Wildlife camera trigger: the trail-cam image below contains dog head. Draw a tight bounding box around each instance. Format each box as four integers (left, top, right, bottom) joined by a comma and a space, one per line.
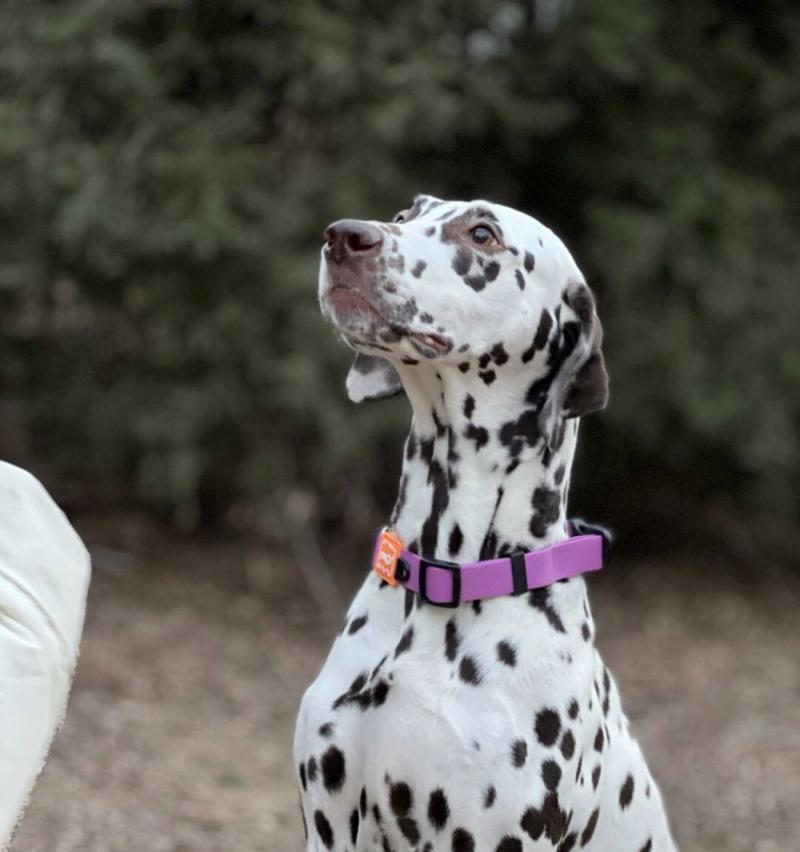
319, 195, 608, 449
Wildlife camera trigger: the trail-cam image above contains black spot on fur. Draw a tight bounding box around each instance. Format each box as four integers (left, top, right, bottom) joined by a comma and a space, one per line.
530, 486, 561, 537
511, 739, 528, 767
497, 640, 517, 667
535, 708, 561, 746
459, 655, 482, 685
350, 809, 360, 845
580, 808, 599, 846
463, 394, 475, 419
404, 589, 415, 619
591, 765, 601, 790
496, 837, 522, 852
484, 785, 496, 808
307, 756, 318, 782
360, 787, 367, 817
372, 656, 392, 685
372, 679, 390, 706
522, 310, 554, 363
639, 840, 653, 852
318, 722, 334, 738
445, 618, 461, 662
420, 312, 434, 323
464, 423, 489, 450
452, 828, 475, 852
524, 251, 535, 272
401, 356, 419, 366
412, 260, 427, 278
557, 831, 577, 852
568, 699, 579, 720
348, 614, 368, 635
389, 782, 413, 817
520, 807, 544, 841
332, 675, 370, 710
420, 460, 449, 557
314, 810, 334, 849
490, 343, 509, 365
428, 788, 450, 831
471, 599, 482, 615
321, 746, 346, 793
299, 762, 307, 790
542, 759, 562, 791
432, 407, 447, 437
479, 369, 496, 385
446, 427, 460, 487
498, 409, 541, 458
425, 226, 436, 237
594, 727, 604, 752
545, 792, 571, 843
581, 622, 591, 641
458, 361, 470, 373
448, 524, 464, 557
484, 260, 500, 281
560, 730, 576, 760
620, 774, 635, 809
452, 248, 472, 276
528, 587, 566, 633
515, 269, 525, 290
394, 626, 414, 658
399, 817, 421, 844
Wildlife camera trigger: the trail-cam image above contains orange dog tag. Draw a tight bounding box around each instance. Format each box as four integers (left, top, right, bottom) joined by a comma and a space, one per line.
374, 529, 405, 586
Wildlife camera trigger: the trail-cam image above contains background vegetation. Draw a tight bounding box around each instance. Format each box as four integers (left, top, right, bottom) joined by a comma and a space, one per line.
1, 0, 798, 553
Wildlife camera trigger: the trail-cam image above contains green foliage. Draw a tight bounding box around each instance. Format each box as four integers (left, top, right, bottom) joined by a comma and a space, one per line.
0, 0, 798, 537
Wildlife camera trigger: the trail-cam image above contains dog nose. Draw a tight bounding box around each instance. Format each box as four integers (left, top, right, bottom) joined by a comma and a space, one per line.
324, 220, 384, 263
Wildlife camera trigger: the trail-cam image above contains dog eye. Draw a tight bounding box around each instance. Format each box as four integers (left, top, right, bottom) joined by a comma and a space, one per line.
470, 225, 496, 245
393, 212, 407, 224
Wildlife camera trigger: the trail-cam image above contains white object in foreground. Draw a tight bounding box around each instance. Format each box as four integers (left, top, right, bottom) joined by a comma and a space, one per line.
0, 462, 91, 848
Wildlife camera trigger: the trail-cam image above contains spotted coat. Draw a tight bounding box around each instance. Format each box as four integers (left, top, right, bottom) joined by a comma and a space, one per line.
296, 197, 677, 852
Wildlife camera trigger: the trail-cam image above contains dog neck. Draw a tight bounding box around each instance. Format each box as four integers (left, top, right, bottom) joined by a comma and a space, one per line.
389, 363, 578, 564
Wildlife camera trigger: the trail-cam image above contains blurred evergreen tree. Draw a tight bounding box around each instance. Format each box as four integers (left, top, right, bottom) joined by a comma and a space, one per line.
0, 0, 797, 546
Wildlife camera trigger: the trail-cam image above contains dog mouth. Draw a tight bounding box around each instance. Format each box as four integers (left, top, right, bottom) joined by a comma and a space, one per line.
408, 331, 451, 356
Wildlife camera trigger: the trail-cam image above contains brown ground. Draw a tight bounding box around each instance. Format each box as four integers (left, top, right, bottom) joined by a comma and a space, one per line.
9, 514, 800, 852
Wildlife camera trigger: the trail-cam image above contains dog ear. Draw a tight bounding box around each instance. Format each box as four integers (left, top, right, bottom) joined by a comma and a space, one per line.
345, 354, 404, 403
537, 281, 609, 452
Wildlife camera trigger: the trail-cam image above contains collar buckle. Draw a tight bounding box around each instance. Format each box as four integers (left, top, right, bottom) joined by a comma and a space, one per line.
418, 556, 461, 608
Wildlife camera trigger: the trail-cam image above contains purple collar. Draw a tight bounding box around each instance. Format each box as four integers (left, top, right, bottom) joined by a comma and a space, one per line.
373, 520, 611, 608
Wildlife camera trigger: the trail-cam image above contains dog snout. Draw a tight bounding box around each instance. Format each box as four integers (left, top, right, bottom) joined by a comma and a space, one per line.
324, 220, 384, 264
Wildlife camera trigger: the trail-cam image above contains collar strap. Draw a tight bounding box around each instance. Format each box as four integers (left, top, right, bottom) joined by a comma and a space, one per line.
373, 520, 611, 608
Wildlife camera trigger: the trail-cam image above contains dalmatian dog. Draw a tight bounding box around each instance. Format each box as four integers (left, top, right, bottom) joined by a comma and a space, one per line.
294, 196, 677, 852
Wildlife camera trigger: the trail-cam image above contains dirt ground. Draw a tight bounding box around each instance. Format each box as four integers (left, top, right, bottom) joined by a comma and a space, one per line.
9, 514, 800, 852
